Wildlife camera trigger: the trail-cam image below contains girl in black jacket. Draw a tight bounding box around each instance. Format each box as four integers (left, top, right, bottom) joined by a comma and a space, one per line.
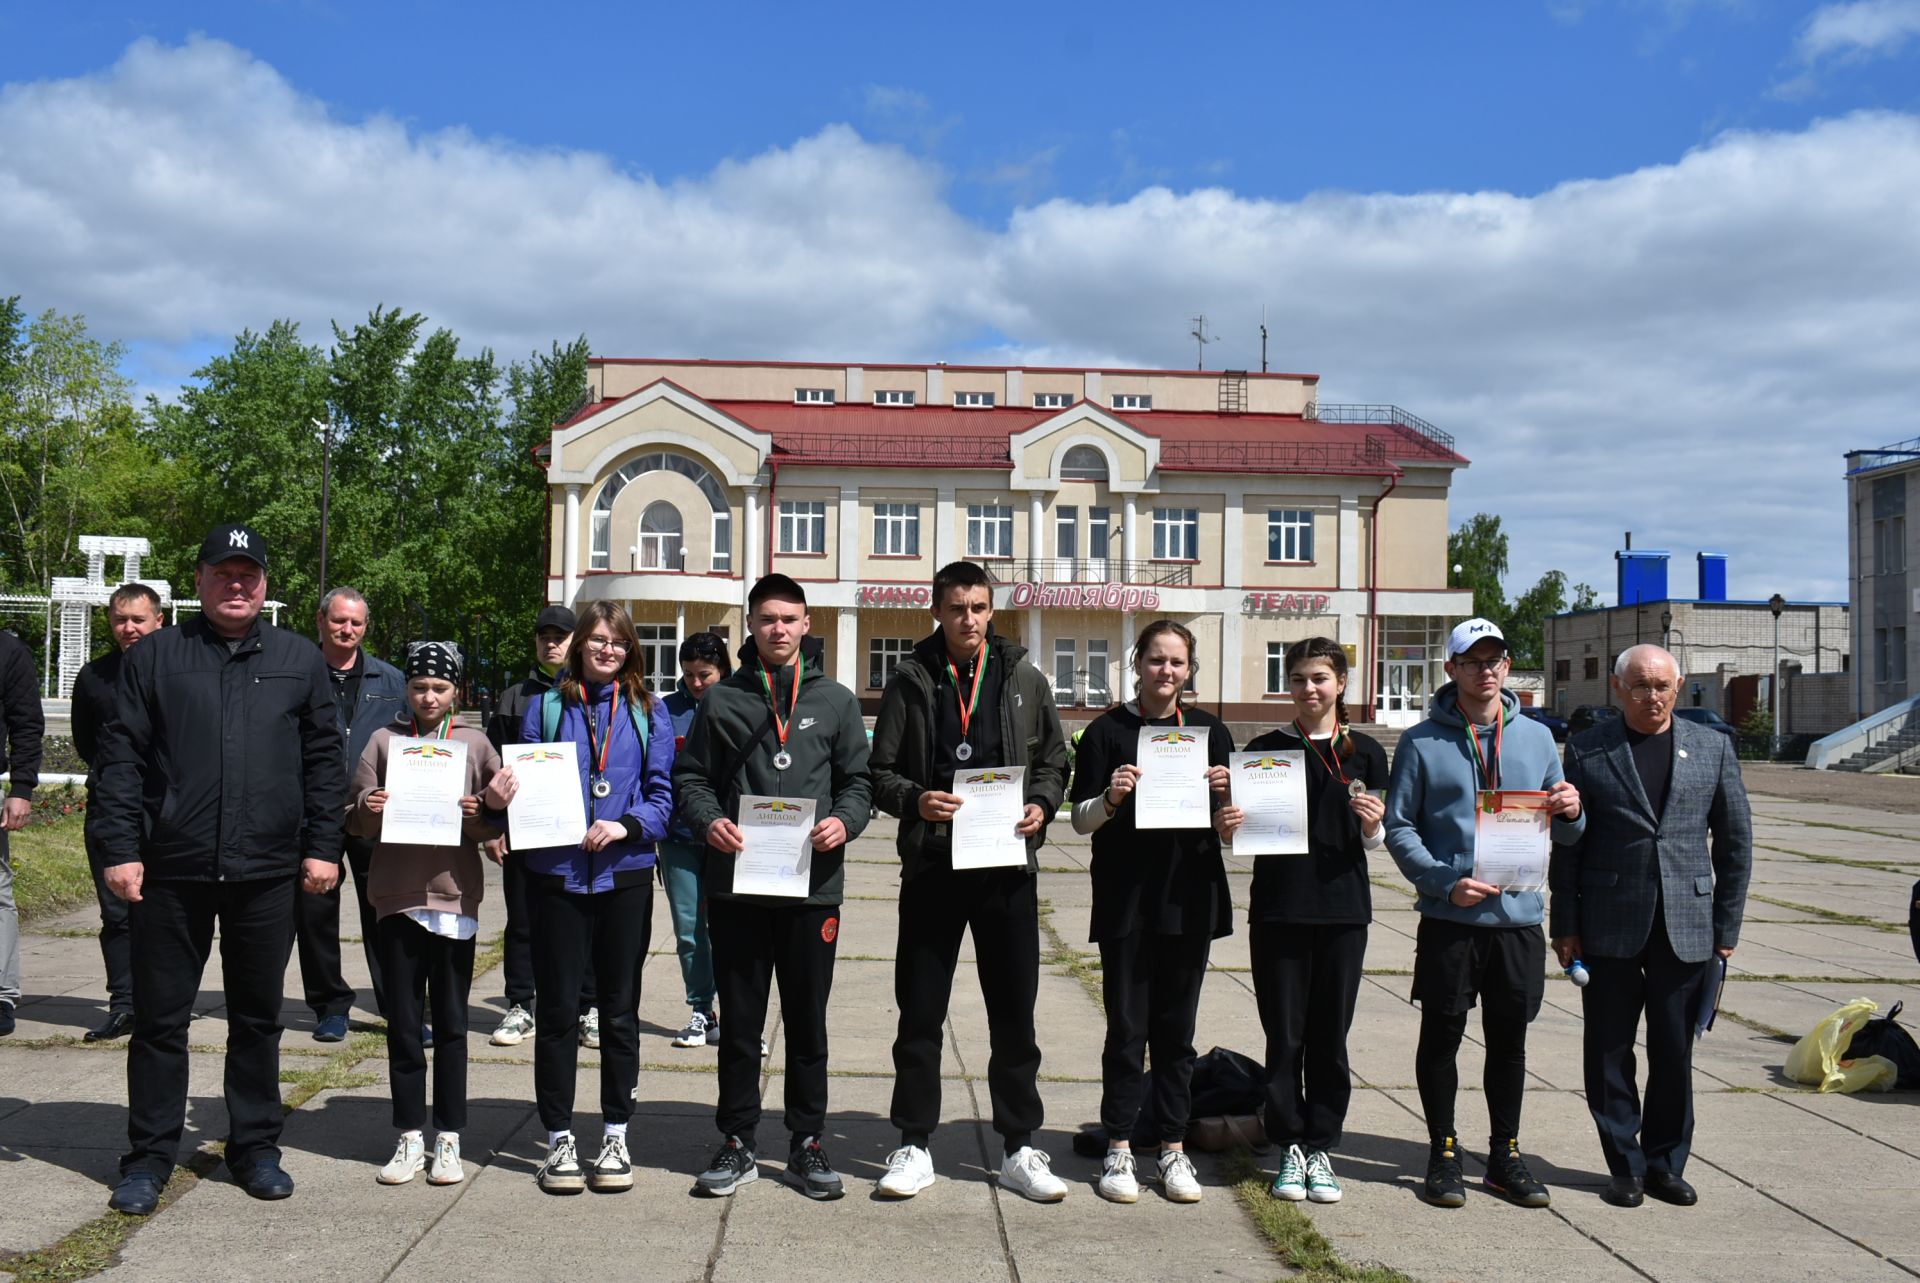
1069, 619, 1233, 1206
1214, 636, 1386, 1207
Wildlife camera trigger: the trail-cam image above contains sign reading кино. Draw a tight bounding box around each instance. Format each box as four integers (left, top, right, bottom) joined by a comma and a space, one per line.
1006, 582, 1162, 611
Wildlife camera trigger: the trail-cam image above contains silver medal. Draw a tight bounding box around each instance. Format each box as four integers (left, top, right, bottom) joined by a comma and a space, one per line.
954, 742, 973, 762
591, 776, 612, 799
1347, 779, 1366, 799
773, 749, 792, 771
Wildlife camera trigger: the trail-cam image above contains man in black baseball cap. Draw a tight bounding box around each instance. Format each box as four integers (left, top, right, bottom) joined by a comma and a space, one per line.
92, 522, 346, 1213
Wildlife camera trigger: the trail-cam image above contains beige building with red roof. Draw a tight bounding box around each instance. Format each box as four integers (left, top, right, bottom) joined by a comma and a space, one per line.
541, 358, 1472, 726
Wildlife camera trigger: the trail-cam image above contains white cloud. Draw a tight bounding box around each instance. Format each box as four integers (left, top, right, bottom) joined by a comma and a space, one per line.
5, 37, 1919, 605
1796, 0, 1920, 61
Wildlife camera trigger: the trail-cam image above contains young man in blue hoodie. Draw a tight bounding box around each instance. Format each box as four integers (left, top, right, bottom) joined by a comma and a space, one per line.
1385, 618, 1584, 1210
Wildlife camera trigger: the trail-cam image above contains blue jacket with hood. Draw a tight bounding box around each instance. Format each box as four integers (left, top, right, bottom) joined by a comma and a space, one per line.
1385, 683, 1586, 927
515, 680, 675, 892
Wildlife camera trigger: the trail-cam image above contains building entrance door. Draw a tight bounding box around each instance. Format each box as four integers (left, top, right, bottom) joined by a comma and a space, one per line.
1378, 659, 1428, 727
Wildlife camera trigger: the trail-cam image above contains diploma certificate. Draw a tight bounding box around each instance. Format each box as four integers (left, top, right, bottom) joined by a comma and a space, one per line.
1227, 751, 1309, 855
1134, 725, 1212, 830
734, 795, 816, 897
380, 736, 468, 847
1472, 790, 1552, 891
950, 765, 1028, 870
504, 741, 589, 851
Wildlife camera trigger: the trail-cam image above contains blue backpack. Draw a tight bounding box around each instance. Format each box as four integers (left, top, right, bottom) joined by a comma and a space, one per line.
539, 687, 650, 758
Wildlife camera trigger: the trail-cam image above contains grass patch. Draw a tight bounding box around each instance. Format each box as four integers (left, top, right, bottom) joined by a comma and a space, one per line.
279, 1030, 388, 1111
0, 1154, 216, 1281
7, 818, 94, 925
1223, 1149, 1418, 1283
1716, 1010, 1797, 1042
1368, 876, 1415, 899
1035, 897, 1103, 1011
1745, 893, 1907, 935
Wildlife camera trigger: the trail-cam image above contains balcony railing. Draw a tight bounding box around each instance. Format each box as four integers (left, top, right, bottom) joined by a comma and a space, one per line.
1160, 438, 1388, 472
971, 558, 1194, 587
1313, 403, 1456, 455
773, 434, 1011, 466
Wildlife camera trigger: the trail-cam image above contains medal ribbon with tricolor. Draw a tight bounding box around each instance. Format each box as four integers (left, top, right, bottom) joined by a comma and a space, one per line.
757, 657, 804, 763
945, 643, 989, 755
1465, 712, 1502, 812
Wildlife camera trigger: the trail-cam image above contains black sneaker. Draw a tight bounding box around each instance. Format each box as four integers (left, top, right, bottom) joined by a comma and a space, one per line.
1424, 1135, 1466, 1208
1483, 1138, 1551, 1208
787, 1136, 845, 1201
694, 1136, 759, 1197
537, 1134, 586, 1195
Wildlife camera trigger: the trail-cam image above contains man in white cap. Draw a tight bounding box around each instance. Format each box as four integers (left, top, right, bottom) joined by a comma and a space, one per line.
1385, 618, 1584, 1211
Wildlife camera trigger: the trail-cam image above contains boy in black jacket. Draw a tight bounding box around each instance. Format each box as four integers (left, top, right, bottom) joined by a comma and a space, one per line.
674, 575, 872, 1201
869, 561, 1069, 1202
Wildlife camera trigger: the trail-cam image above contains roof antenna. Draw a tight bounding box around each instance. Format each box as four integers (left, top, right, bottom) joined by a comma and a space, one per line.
1189, 314, 1213, 371
1259, 305, 1269, 374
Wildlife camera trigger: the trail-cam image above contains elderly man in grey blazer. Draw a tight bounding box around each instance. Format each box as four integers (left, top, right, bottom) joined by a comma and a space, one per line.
1551, 644, 1751, 1210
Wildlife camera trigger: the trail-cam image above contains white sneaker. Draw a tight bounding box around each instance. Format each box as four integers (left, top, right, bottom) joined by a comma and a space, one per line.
578, 1007, 601, 1049
1097, 1148, 1140, 1203
427, 1133, 464, 1186
1000, 1146, 1068, 1203
1303, 1148, 1342, 1204
1270, 1143, 1307, 1201
875, 1144, 936, 1199
1158, 1149, 1203, 1203
489, 1004, 534, 1046
588, 1133, 634, 1192
377, 1132, 425, 1185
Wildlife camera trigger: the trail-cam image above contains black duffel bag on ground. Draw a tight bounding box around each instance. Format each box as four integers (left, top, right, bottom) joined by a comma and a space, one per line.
1844, 1000, 1920, 1090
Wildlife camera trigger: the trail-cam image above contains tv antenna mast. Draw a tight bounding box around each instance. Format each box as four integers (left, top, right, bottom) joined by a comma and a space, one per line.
1259, 305, 1270, 374
1189, 314, 1214, 370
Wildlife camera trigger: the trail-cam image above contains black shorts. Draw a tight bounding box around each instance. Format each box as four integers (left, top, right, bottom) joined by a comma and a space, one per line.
1411, 916, 1545, 1021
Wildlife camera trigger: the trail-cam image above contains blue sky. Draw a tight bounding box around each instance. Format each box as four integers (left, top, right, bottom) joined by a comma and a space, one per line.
4, 1, 1920, 603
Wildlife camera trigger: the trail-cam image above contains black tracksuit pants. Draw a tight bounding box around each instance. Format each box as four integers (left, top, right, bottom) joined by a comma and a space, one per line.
1249, 920, 1367, 1152
889, 865, 1043, 1151
527, 877, 651, 1133
375, 914, 475, 1133
709, 897, 839, 1151
295, 835, 384, 1019
122, 876, 297, 1179
1098, 929, 1212, 1145
85, 831, 132, 1017
501, 849, 597, 1015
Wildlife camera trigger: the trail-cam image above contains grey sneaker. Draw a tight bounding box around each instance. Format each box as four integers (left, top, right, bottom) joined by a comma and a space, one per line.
538, 1134, 585, 1195
489, 1004, 534, 1047
787, 1136, 845, 1201
578, 1007, 601, 1049
694, 1136, 758, 1197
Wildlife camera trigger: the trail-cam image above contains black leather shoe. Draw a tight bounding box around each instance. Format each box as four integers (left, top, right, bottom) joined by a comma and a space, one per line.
108, 1171, 164, 1216
233, 1159, 295, 1200
85, 1010, 135, 1042
1602, 1175, 1645, 1207
1645, 1171, 1697, 1206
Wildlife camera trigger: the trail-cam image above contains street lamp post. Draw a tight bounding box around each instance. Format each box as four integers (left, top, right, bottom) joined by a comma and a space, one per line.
1660, 607, 1673, 650
313, 418, 336, 604
1768, 593, 1787, 759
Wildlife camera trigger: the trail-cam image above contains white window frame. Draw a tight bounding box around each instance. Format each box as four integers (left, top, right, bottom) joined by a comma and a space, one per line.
1089, 507, 1111, 559
634, 624, 677, 695
1266, 642, 1286, 695
954, 390, 997, 408
1052, 639, 1077, 704
966, 504, 1014, 558
1267, 508, 1315, 563
868, 637, 914, 690
778, 500, 828, 555
872, 502, 921, 557
1055, 505, 1078, 559
637, 500, 684, 571
1033, 392, 1072, 409
1112, 393, 1152, 411
1152, 507, 1199, 561
794, 387, 835, 405
710, 511, 731, 573
1087, 639, 1111, 704
873, 389, 916, 406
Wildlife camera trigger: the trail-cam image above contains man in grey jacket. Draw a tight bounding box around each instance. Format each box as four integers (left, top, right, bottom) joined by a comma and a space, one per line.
1386, 618, 1584, 1210
1552, 643, 1751, 1209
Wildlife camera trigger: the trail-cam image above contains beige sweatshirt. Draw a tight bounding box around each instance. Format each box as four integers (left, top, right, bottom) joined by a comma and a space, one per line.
348, 720, 502, 922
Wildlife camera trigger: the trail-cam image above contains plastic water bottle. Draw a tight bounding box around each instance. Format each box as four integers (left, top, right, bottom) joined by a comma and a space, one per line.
1565, 959, 1590, 988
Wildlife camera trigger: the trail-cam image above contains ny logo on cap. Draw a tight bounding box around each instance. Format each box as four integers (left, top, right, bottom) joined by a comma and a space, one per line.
229, 530, 249, 549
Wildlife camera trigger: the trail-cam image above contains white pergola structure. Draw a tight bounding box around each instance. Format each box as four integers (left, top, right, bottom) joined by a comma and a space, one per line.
49, 536, 173, 698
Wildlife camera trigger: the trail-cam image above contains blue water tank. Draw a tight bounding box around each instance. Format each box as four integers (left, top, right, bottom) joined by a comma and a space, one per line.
1616, 550, 1670, 605
1697, 552, 1727, 602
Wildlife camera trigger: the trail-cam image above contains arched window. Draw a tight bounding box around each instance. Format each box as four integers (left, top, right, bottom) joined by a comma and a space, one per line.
638, 501, 684, 570
1061, 444, 1109, 482
590, 452, 732, 571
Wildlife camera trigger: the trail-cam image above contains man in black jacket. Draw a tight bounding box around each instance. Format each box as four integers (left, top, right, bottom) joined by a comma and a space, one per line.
296, 585, 405, 1041
0, 624, 44, 1039
70, 582, 165, 1042
869, 561, 1069, 1202
92, 524, 346, 1215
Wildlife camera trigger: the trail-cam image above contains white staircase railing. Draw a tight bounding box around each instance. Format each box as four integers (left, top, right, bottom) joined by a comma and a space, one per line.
1807, 695, 1920, 771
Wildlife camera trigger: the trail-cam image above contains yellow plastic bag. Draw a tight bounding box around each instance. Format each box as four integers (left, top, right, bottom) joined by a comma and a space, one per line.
1784, 998, 1902, 1093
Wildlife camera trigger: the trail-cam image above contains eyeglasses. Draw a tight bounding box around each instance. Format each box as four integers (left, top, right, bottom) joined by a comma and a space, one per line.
1626, 684, 1677, 702
1452, 657, 1507, 673
584, 638, 630, 654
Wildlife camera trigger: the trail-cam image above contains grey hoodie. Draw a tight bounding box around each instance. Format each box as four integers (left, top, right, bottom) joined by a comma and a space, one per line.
1385, 683, 1586, 927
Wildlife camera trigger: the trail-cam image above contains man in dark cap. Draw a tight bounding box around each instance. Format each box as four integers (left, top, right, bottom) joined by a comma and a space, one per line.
92, 524, 347, 1214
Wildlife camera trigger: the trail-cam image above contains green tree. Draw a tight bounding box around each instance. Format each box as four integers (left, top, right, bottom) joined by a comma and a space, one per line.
1448, 512, 1510, 624
1569, 581, 1601, 611
1504, 569, 1568, 669
0, 300, 156, 588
